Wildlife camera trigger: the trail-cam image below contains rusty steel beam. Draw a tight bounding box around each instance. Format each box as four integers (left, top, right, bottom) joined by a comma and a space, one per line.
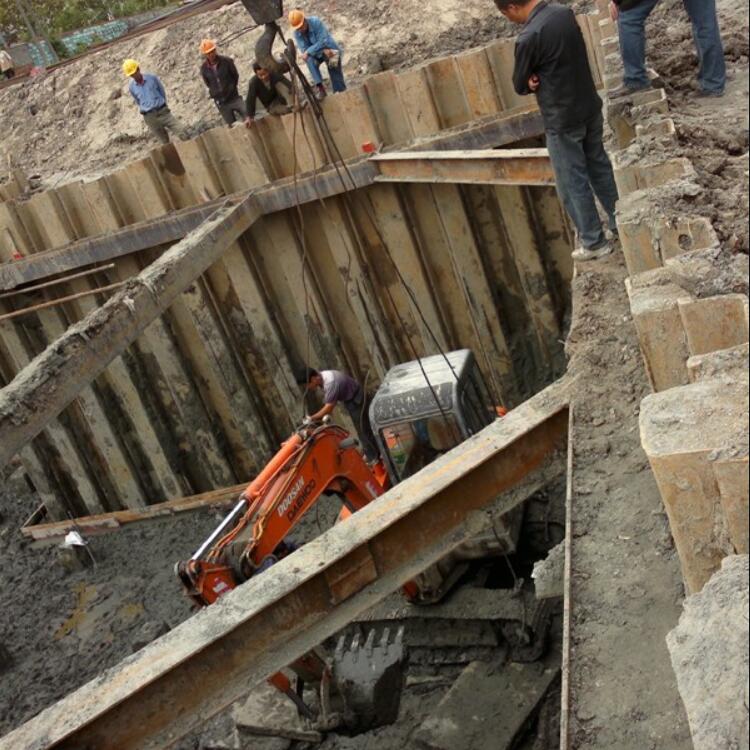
0, 107, 544, 292
373, 149, 555, 186
0, 381, 570, 750
0, 197, 262, 469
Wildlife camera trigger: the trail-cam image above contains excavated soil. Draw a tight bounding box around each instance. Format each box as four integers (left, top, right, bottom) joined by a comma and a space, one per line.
0, 0, 590, 188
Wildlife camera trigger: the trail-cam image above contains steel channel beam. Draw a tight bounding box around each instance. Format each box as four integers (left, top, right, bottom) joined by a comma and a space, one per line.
0, 107, 544, 292
0, 381, 570, 750
373, 149, 555, 186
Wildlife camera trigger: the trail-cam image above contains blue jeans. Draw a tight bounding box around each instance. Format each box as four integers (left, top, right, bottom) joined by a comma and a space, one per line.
617, 0, 660, 89
619, 0, 726, 93
683, 0, 726, 93
546, 113, 619, 250
306, 54, 347, 92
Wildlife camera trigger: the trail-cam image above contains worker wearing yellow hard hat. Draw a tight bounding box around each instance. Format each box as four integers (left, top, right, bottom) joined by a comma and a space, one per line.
198, 39, 247, 126
122, 58, 139, 77
122, 58, 185, 145
288, 8, 346, 98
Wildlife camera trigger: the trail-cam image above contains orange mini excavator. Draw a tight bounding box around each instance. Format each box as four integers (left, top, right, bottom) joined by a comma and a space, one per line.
176, 351, 522, 730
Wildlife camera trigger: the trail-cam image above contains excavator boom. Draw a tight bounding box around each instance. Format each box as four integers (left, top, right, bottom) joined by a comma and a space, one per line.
177, 423, 385, 607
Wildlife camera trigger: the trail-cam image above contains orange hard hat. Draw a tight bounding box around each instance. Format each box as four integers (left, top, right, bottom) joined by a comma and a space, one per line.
200, 39, 217, 55
288, 9, 305, 30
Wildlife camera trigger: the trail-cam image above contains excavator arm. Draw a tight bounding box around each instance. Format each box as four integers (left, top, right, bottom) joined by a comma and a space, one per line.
177, 423, 386, 607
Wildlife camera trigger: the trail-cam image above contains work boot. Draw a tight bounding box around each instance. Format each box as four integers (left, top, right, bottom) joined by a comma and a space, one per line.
572, 241, 615, 261
608, 82, 652, 100
315, 83, 327, 101
696, 88, 725, 99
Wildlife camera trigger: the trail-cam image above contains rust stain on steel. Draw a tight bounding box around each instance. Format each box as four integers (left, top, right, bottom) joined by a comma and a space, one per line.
0, 381, 570, 750
157, 143, 187, 178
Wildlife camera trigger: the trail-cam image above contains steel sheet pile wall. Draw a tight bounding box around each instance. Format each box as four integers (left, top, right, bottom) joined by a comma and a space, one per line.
0, 29, 605, 520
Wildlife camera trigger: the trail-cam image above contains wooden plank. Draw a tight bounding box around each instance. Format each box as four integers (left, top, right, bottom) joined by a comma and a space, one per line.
22, 483, 250, 545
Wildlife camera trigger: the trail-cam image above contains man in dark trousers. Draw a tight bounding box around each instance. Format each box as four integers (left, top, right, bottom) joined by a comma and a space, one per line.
244, 62, 293, 126
609, 0, 726, 98
495, 0, 620, 261
199, 39, 247, 125
297, 366, 379, 462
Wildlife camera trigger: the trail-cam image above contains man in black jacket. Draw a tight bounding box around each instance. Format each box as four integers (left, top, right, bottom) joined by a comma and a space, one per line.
199, 39, 247, 125
610, 0, 725, 98
244, 63, 293, 125
495, 0, 620, 261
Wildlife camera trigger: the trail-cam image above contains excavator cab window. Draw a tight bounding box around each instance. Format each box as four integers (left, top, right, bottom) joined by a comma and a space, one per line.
381, 414, 462, 481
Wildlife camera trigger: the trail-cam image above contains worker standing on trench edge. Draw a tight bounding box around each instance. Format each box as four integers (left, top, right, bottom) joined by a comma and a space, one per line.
296, 366, 379, 462
608, 0, 726, 98
494, 0, 620, 261
199, 39, 247, 125
244, 62, 294, 126
288, 9, 346, 99
123, 59, 186, 145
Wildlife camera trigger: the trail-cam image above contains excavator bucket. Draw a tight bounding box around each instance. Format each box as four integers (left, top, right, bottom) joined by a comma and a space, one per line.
331, 627, 407, 732
238, 0, 283, 24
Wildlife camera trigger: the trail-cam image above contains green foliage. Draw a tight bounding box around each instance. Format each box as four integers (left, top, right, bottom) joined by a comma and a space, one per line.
0, 0, 174, 40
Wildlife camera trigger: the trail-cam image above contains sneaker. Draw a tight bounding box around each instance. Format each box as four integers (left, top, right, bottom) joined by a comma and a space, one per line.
572, 242, 615, 261
609, 82, 652, 100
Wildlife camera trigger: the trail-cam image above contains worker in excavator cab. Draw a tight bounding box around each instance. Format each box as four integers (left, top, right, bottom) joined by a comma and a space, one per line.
297, 366, 378, 461
288, 9, 346, 99
199, 39, 247, 126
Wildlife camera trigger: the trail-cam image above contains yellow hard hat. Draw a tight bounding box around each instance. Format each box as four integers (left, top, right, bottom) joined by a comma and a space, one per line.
200, 39, 216, 55
122, 58, 139, 77
288, 9, 305, 30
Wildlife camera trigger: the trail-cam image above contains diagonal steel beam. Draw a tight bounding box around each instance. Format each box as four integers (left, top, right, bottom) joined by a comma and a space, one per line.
0, 196, 262, 468
373, 149, 555, 186
0, 380, 570, 750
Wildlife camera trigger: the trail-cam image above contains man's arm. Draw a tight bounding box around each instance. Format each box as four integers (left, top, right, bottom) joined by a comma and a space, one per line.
512, 32, 538, 96
294, 29, 309, 54
304, 17, 330, 57
310, 402, 336, 421
154, 75, 167, 102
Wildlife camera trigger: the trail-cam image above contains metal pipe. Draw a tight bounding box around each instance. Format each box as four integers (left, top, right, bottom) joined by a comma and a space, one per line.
192, 497, 248, 561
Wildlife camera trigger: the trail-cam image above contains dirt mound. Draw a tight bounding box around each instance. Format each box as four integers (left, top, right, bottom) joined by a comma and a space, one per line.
0, 0, 591, 187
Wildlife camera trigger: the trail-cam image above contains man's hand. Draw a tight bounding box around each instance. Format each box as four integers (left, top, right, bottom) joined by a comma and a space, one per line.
244, 116, 254, 128
528, 74, 541, 92
610, 1, 619, 21
301, 52, 309, 62
323, 48, 334, 59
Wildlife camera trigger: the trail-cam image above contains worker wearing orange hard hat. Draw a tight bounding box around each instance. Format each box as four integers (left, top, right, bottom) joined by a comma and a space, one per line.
199, 39, 246, 126
123, 59, 185, 144
288, 9, 346, 99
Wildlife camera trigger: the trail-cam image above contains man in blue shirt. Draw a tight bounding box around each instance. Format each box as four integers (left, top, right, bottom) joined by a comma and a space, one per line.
288, 10, 346, 99
123, 59, 185, 144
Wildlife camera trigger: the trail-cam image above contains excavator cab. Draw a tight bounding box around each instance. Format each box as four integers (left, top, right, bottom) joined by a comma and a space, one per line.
370, 350, 523, 603
370, 350, 496, 483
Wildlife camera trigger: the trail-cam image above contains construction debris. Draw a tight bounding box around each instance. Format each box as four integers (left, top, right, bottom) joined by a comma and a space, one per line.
667, 555, 750, 750
415, 653, 560, 750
